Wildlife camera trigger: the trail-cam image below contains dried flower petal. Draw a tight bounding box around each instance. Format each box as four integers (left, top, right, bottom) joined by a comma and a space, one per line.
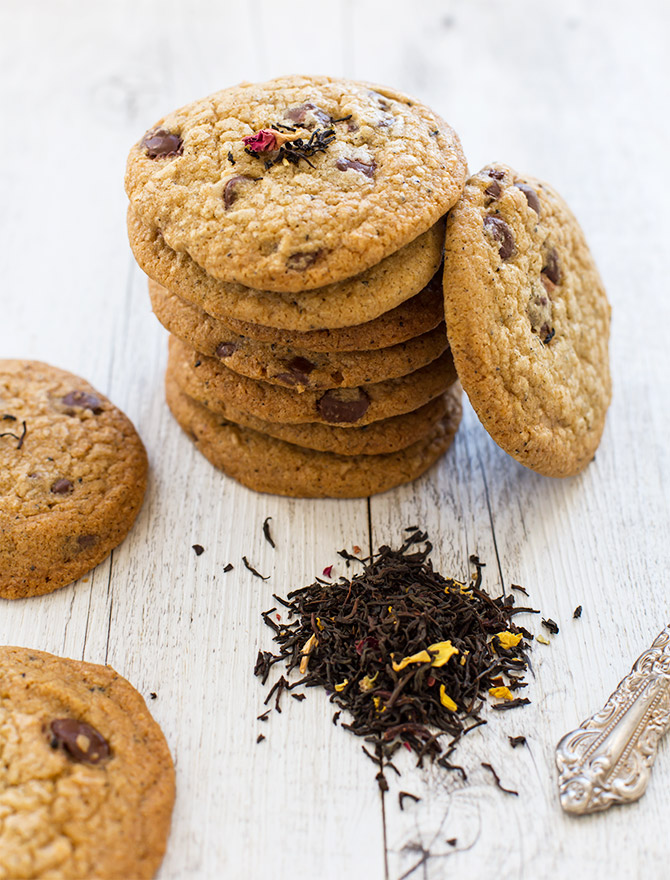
242, 130, 278, 152
489, 686, 515, 701
439, 686, 457, 711
495, 631, 523, 650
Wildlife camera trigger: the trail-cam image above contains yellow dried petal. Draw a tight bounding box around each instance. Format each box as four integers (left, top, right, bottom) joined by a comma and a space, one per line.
372, 695, 387, 713
299, 633, 318, 674
315, 617, 324, 631
392, 649, 432, 672
334, 679, 349, 692
495, 631, 523, 650
537, 634, 551, 645
489, 686, 515, 701
392, 640, 459, 672
460, 656, 466, 666
358, 671, 379, 693
426, 641, 459, 667
439, 685, 457, 712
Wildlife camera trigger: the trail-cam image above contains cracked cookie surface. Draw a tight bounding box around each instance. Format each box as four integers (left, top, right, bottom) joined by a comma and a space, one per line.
125, 75, 467, 293
442, 163, 611, 477
0, 646, 174, 880
0, 360, 148, 598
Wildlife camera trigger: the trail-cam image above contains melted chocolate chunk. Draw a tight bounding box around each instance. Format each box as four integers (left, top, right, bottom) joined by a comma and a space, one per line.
141, 129, 183, 159
487, 168, 506, 180
77, 534, 98, 550
50, 719, 111, 765
541, 248, 561, 285
287, 251, 321, 271
284, 102, 332, 128
483, 216, 515, 260
484, 181, 502, 200
317, 388, 370, 423
223, 174, 258, 210
51, 478, 73, 495
336, 157, 376, 178
215, 342, 238, 358
276, 356, 316, 386
515, 183, 541, 214
62, 391, 103, 414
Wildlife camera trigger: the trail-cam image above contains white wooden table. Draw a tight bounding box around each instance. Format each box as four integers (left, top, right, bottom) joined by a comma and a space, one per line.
2, 1, 670, 877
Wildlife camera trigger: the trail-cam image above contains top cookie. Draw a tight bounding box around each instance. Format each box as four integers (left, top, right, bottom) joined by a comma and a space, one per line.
125, 75, 467, 293
0, 360, 148, 598
442, 163, 611, 477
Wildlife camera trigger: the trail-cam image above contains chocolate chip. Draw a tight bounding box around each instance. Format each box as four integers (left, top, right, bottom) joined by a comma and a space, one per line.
487, 168, 506, 180
223, 174, 258, 210
215, 342, 238, 358
141, 129, 183, 159
275, 356, 316, 386
317, 388, 370, 423
515, 183, 541, 214
336, 157, 376, 178
50, 719, 111, 765
77, 534, 98, 550
284, 102, 332, 128
51, 478, 73, 495
483, 215, 515, 260
484, 181, 502, 200
287, 251, 321, 271
541, 325, 556, 345
62, 391, 103, 414
541, 248, 561, 285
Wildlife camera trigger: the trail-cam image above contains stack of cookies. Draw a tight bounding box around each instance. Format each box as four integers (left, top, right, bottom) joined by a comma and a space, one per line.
125, 76, 469, 497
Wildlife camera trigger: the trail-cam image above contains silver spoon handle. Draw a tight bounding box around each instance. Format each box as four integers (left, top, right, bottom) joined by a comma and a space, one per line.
556, 625, 670, 814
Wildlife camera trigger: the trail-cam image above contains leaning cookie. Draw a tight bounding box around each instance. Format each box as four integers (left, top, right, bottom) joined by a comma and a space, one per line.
166, 379, 462, 498
0, 360, 148, 599
0, 646, 175, 879
442, 163, 611, 477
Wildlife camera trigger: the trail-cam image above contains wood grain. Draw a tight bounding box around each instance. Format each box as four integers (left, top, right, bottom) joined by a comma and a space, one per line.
1, 0, 669, 877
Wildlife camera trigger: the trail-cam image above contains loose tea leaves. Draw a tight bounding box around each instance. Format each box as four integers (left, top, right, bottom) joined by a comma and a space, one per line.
255, 531, 534, 789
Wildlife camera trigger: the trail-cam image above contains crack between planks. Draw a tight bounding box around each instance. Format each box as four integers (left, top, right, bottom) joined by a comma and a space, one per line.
476, 447, 506, 596
103, 549, 115, 664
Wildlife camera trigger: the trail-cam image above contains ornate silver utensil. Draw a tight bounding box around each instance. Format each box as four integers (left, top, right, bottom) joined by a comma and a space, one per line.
556, 625, 670, 814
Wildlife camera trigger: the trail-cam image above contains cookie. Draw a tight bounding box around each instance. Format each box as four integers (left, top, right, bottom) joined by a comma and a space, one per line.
126, 75, 467, 293
130, 208, 445, 331
152, 280, 447, 389
0, 360, 148, 599
166, 368, 456, 455
442, 163, 611, 477
0, 645, 174, 879
166, 379, 462, 498
168, 335, 457, 427
148, 273, 445, 352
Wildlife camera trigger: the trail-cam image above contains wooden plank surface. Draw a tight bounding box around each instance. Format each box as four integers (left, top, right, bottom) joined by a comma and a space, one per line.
1, 0, 670, 877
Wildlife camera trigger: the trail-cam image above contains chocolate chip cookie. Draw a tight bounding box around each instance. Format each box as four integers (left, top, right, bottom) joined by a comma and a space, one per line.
0, 645, 174, 879
0, 360, 148, 598
153, 281, 447, 389
168, 336, 457, 427
125, 75, 467, 293
165, 369, 457, 455
148, 273, 445, 352
166, 379, 462, 498
130, 208, 445, 330
442, 163, 611, 477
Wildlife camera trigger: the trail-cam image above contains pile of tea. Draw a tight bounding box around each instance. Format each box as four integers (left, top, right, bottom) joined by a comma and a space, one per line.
255, 530, 534, 782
